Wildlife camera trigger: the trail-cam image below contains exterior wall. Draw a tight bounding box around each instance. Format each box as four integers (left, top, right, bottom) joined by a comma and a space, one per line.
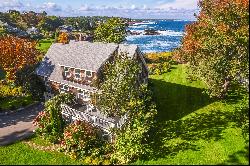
44, 79, 93, 104
61, 65, 97, 86
135, 50, 149, 84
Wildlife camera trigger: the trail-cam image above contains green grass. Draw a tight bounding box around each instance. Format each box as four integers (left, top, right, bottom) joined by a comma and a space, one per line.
133, 64, 249, 165
37, 38, 54, 53
0, 95, 34, 111
0, 64, 248, 165
0, 136, 83, 165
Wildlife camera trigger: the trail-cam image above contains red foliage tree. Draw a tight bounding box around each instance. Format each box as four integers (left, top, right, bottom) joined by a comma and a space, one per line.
173, 0, 249, 98
0, 35, 41, 81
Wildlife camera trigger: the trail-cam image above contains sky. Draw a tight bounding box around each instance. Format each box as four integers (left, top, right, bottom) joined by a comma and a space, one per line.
0, 0, 200, 20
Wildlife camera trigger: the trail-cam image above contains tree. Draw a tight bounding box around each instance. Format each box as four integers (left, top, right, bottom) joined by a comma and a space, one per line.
173, 0, 249, 98
57, 32, 69, 44
95, 52, 157, 164
0, 35, 41, 81
94, 17, 126, 43
96, 52, 141, 117
110, 84, 157, 164
38, 16, 63, 34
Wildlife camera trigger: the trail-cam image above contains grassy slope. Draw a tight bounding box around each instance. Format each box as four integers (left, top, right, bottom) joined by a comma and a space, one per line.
0, 136, 83, 165
37, 38, 54, 53
134, 64, 249, 165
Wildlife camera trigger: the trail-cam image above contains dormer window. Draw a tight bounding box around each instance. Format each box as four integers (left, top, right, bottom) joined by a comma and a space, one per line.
64, 67, 71, 78
75, 69, 81, 79
86, 71, 92, 77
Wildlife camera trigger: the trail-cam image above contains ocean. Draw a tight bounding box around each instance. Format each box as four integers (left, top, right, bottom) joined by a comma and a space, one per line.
125, 20, 194, 53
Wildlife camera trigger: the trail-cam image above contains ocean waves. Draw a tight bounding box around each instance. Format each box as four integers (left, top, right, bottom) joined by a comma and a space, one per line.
125, 20, 192, 53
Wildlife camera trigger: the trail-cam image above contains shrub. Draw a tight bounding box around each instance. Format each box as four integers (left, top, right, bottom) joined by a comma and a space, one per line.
33, 93, 75, 143
33, 111, 51, 137
148, 62, 171, 75
59, 120, 101, 159
83, 143, 113, 165
0, 83, 23, 98
145, 52, 175, 75
15, 65, 46, 101
145, 52, 172, 63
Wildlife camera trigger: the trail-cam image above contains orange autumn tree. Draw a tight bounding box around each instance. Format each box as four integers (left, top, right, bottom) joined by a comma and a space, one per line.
0, 35, 41, 81
173, 0, 249, 98
57, 32, 69, 44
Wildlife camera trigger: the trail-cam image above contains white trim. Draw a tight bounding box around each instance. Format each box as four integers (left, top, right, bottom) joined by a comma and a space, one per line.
58, 64, 96, 73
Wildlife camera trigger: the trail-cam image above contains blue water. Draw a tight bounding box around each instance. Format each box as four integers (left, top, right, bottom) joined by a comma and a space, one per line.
125, 20, 193, 53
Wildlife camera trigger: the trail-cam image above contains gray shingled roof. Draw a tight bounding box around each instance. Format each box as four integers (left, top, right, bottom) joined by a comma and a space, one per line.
36, 41, 139, 88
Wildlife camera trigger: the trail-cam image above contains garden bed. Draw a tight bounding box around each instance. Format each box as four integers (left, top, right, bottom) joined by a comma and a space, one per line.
0, 95, 34, 113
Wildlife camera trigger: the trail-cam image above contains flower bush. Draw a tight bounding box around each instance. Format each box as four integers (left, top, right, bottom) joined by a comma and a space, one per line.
145, 52, 176, 75
33, 93, 74, 143
59, 120, 102, 159
148, 62, 171, 75
0, 83, 23, 99
33, 111, 51, 136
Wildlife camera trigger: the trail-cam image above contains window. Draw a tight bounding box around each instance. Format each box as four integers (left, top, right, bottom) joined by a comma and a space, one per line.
86, 70, 92, 77
60, 84, 69, 92
78, 89, 84, 99
64, 67, 71, 78
77, 89, 90, 100
75, 69, 81, 79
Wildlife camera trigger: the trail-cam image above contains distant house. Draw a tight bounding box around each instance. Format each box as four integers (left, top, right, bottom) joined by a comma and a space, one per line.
27, 27, 40, 35
0, 21, 28, 37
74, 33, 94, 42
58, 25, 73, 33
35, 41, 148, 141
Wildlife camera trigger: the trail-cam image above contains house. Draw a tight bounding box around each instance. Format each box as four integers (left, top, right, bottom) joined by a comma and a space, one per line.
35, 41, 148, 141
58, 25, 73, 33
27, 27, 40, 35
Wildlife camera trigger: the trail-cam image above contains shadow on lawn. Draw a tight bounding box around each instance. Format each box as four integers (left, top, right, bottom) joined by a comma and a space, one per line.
146, 109, 235, 160
220, 145, 249, 165
149, 78, 213, 121
143, 78, 241, 161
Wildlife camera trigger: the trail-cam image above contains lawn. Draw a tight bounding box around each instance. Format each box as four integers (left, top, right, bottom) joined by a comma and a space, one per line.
0, 135, 83, 165
134, 64, 249, 165
37, 38, 54, 53
0, 64, 248, 165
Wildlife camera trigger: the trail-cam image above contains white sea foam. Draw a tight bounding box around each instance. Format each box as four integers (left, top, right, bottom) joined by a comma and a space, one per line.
127, 29, 183, 37
130, 21, 156, 26
158, 30, 184, 36
135, 40, 180, 53
173, 19, 190, 22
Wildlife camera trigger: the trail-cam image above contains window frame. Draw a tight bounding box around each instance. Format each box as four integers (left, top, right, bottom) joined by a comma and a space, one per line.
64, 67, 71, 78
74, 68, 81, 79
77, 89, 90, 100
85, 70, 92, 77
60, 84, 69, 93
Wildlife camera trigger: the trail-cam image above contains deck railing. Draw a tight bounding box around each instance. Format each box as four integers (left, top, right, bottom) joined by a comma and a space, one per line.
61, 104, 119, 131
